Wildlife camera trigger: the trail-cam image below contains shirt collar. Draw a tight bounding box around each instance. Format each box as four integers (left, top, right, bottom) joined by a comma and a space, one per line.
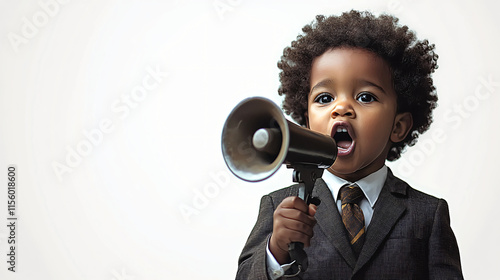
321, 165, 387, 208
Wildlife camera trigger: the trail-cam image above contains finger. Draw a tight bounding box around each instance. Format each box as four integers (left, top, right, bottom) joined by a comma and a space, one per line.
273, 224, 313, 248
279, 196, 309, 213
275, 208, 317, 228
274, 212, 315, 236
281, 228, 313, 247
308, 204, 317, 216
283, 222, 315, 241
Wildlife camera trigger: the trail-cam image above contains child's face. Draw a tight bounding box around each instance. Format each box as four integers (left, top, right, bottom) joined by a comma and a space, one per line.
306, 48, 412, 182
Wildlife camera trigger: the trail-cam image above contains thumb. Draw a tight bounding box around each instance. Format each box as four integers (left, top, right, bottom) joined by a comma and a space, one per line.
308, 204, 317, 216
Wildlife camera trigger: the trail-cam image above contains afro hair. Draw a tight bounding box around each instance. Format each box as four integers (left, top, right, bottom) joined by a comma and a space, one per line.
277, 10, 438, 161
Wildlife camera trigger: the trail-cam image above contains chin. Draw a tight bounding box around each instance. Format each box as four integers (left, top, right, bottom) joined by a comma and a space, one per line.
329, 159, 373, 179
329, 163, 358, 176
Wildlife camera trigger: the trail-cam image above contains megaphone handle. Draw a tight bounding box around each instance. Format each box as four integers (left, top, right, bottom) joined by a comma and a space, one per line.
286, 242, 307, 278
284, 165, 324, 277
291, 166, 323, 203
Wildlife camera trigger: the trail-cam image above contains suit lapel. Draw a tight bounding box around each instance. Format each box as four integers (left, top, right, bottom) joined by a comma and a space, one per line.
353, 169, 407, 275
313, 179, 358, 269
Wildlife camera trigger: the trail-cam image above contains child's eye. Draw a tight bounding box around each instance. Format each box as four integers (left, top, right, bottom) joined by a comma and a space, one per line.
357, 92, 377, 103
314, 93, 334, 104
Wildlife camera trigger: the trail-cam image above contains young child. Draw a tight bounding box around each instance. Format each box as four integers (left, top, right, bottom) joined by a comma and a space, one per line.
236, 10, 463, 279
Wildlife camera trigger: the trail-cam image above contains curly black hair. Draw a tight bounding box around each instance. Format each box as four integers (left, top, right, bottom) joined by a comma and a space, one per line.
277, 10, 438, 161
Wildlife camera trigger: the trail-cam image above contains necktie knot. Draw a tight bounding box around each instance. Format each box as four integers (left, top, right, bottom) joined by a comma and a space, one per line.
340, 184, 364, 205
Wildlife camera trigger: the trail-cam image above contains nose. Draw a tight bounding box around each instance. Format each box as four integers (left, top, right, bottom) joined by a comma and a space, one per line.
331, 99, 355, 118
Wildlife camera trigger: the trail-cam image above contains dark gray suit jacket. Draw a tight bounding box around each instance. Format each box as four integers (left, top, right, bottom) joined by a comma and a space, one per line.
236, 169, 463, 279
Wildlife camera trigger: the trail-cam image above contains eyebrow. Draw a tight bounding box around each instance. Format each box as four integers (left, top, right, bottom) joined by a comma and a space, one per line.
310, 79, 388, 95
361, 80, 387, 95
310, 79, 334, 94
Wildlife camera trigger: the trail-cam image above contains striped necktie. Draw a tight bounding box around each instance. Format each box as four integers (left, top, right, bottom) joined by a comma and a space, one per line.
340, 184, 366, 257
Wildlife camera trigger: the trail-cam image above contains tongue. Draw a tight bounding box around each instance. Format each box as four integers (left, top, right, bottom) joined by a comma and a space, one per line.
337, 140, 352, 149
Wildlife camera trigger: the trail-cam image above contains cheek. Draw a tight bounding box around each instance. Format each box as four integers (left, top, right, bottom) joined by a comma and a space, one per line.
360, 114, 393, 141
307, 108, 331, 133
308, 120, 324, 134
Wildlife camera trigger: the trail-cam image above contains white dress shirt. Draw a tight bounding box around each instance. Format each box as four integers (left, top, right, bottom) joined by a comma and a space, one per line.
266, 165, 388, 279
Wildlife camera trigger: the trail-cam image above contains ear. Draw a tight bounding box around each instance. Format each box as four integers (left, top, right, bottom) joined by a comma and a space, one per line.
304, 111, 309, 128
390, 112, 413, 143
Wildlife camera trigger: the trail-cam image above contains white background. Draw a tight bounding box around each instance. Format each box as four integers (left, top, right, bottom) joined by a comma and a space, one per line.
1, 0, 499, 279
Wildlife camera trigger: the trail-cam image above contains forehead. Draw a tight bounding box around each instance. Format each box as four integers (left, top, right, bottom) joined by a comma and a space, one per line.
310, 47, 393, 91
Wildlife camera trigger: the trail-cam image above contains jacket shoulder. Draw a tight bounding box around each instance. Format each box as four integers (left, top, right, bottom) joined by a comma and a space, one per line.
387, 169, 441, 203
266, 184, 300, 201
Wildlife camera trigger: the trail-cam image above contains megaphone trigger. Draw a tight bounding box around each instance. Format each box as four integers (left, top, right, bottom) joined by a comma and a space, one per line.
310, 196, 321, 207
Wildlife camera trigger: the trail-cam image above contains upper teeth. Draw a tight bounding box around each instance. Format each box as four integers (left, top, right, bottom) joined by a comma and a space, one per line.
337, 127, 347, 133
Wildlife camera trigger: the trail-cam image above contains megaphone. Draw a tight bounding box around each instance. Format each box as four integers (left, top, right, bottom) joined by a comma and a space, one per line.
221, 97, 337, 182
221, 97, 337, 276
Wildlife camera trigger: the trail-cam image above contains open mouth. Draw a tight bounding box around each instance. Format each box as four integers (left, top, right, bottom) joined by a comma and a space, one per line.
331, 122, 355, 156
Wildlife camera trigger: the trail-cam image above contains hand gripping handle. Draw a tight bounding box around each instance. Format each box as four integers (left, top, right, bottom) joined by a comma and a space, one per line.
284, 166, 323, 278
